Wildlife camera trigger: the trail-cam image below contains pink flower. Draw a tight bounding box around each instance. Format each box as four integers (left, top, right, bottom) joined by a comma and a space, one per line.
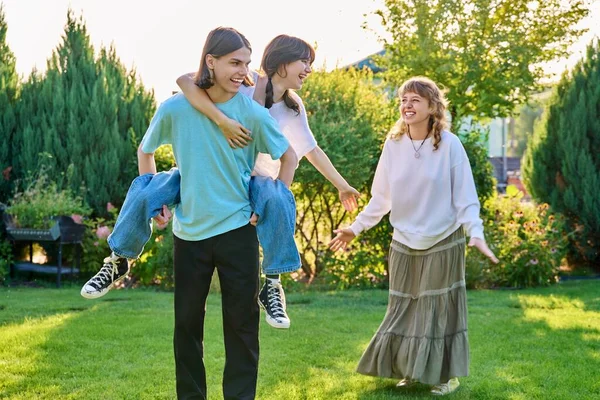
2, 166, 12, 181
106, 202, 116, 212
71, 214, 83, 224
96, 226, 111, 239
529, 259, 539, 265
93, 241, 99, 247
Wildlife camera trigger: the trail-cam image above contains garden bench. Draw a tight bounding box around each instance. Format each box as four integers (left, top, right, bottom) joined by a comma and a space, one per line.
5, 215, 85, 287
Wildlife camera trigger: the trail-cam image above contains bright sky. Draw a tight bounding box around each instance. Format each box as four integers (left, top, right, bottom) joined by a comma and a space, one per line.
2, 0, 599, 102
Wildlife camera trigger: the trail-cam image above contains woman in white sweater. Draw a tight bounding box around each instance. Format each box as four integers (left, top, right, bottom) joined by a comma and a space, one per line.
329, 76, 498, 396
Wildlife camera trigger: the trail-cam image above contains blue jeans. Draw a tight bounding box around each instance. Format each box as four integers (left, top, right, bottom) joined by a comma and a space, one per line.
107, 168, 301, 275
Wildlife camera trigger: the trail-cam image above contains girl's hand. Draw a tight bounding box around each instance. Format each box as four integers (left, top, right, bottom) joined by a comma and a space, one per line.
153, 205, 172, 230
339, 186, 360, 212
249, 213, 258, 226
218, 117, 252, 148
328, 228, 357, 252
468, 237, 499, 264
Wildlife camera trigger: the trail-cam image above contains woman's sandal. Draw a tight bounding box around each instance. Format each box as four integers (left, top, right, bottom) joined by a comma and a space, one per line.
430, 378, 460, 396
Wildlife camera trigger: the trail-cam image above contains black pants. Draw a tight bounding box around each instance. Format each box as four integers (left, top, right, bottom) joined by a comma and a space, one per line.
173, 224, 260, 400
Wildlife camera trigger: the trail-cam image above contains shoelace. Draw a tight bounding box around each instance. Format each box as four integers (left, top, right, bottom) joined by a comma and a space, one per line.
267, 284, 286, 318
88, 257, 121, 287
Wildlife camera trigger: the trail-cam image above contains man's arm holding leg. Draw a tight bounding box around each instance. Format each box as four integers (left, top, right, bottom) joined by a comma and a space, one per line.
138, 144, 157, 175
276, 146, 298, 188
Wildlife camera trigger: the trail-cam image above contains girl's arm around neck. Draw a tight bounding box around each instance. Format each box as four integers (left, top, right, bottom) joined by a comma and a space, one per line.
176, 73, 252, 148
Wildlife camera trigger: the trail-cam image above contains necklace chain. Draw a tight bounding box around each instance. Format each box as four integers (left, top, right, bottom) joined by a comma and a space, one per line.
407, 130, 430, 159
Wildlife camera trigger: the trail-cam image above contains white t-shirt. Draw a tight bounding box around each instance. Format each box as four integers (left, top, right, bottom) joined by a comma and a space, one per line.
349, 131, 484, 249
239, 71, 317, 179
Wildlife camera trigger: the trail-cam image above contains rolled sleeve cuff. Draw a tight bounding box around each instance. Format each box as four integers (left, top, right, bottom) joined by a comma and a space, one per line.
140, 139, 156, 155
468, 226, 485, 240
349, 222, 365, 237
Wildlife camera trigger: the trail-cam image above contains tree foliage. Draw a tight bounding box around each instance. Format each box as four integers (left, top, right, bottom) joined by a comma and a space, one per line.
458, 127, 496, 206
294, 68, 397, 280
0, 4, 19, 203
369, 0, 590, 130
11, 10, 156, 215
522, 40, 600, 267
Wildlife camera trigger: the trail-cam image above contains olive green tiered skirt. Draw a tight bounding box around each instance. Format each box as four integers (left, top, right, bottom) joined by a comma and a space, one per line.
357, 228, 469, 385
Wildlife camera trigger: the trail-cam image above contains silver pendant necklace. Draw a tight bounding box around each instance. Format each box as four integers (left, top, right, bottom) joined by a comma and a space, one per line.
407, 130, 430, 158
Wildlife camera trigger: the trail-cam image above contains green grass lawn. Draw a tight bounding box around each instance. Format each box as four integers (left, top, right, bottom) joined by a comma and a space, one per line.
0, 280, 599, 399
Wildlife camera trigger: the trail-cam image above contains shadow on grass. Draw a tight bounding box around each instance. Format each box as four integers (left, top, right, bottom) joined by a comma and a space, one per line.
1, 281, 599, 399
356, 382, 437, 399
467, 281, 600, 399
0, 288, 176, 399
259, 281, 600, 399
0, 288, 135, 327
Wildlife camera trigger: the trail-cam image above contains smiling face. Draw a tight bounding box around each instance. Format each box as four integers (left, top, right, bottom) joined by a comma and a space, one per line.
400, 92, 432, 127
277, 58, 312, 90
206, 46, 252, 99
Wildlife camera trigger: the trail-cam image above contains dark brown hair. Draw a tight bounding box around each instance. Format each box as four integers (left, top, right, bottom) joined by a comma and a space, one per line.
261, 35, 315, 114
195, 27, 253, 89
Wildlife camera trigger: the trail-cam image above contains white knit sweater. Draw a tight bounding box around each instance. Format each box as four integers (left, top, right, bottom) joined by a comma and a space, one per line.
350, 131, 484, 249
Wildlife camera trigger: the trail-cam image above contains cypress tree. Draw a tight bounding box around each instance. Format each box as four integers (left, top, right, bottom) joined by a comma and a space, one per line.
523, 40, 600, 267
0, 4, 19, 203
13, 9, 155, 215
12, 71, 41, 180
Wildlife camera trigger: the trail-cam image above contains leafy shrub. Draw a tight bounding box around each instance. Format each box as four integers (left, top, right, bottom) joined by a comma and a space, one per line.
7, 168, 91, 229
0, 239, 12, 284
466, 186, 569, 288
317, 218, 391, 290
457, 127, 497, 208
294, 68, 396, 280
133, 226, 174, 290
80, 203, 118, 276
154, 145, 176, 173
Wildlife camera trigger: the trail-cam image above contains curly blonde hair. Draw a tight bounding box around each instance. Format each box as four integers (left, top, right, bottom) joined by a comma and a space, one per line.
388, 76, 449, 151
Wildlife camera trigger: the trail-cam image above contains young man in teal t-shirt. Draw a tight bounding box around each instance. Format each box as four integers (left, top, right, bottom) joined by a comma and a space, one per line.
139, 28, 296, 399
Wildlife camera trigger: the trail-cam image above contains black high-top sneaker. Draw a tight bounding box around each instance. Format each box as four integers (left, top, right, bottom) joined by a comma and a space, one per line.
258, 278, 290, 329
80, 253, 130, 299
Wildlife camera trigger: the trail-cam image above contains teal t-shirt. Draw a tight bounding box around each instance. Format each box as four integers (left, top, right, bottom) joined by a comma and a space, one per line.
140, 92, 289, 241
